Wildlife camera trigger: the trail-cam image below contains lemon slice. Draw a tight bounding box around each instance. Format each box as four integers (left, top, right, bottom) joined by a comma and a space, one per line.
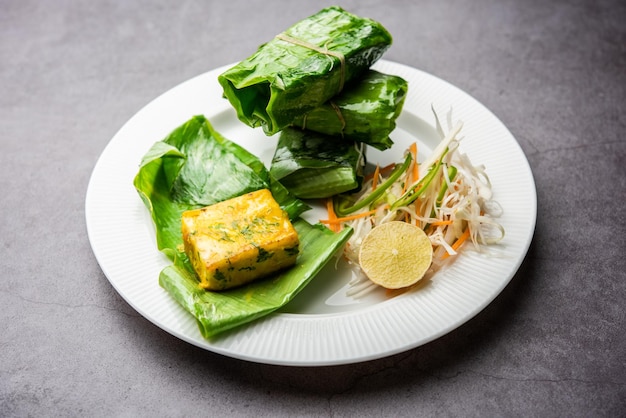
358, 221, 433, 289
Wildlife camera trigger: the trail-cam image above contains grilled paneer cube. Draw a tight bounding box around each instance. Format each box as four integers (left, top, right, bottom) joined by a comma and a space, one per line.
181, 189, 300, 290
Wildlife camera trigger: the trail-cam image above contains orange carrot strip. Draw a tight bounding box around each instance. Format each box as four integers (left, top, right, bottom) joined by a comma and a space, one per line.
451, 228, 471, 250
364, 162, 396, 183
375, 162, 396, 178
401, 146, 418, 195
430, 220, 453, 226
371, 164, 381, 191
320, 207, 382, 224
441, 227, 471, 259
325, 198, 340, 232
399, 144, 420, 202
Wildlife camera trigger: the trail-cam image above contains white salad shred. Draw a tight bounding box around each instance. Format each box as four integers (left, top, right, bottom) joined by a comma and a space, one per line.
328, 109, 505, 298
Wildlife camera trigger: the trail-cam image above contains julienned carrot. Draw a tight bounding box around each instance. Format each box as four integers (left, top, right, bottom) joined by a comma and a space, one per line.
364, 162, 395, 183
430, 219, 453, 226
320, 206, 384, 225
401, 144, 419, 196
441, 227, 471, 259
451, 227, 471, 250
379, 162, 396, 177
326, 198, 340, 232
371, 164, 381, 191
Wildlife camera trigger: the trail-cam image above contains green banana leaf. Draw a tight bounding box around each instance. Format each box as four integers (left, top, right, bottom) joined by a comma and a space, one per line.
218, 6, 392, 136
290, 70, 409, 151
133, 115, 352, 338
133, 115, 309, 259
160, 220, 352, 338
270, 127, 366, 199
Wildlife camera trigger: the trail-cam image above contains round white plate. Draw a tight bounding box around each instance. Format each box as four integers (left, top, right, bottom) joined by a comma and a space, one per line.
85, 60, 536, 366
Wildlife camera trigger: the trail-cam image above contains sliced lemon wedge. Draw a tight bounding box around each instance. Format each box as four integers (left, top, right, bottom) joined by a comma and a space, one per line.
358, 221, 433, 289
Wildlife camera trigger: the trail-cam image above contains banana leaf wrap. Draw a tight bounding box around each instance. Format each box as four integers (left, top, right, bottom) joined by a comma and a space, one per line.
217, 6, 392, 135
133, 115, 308, 260
270, 127, 366, 199
160, 220, 352, 338
290, 70, 408, 151
133, 115, 353, 337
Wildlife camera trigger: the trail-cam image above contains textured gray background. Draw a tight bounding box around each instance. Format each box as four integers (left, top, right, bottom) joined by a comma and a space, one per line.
1, 0, 625, 416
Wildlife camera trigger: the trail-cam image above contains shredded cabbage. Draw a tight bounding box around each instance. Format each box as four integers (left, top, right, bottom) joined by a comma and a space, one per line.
329, 109, 505, 297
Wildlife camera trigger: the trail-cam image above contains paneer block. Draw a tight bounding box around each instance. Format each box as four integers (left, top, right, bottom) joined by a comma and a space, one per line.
181, 189, 300, 291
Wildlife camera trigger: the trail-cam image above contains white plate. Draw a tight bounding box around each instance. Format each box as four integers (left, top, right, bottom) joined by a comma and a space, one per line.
85, 60, 536, 366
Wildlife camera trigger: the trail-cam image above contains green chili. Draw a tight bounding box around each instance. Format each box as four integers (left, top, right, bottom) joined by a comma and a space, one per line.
391, 148, 450, 210
334, 153, 412, 217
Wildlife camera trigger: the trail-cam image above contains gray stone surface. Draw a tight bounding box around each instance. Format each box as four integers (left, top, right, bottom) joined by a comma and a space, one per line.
1, 0, 624, 416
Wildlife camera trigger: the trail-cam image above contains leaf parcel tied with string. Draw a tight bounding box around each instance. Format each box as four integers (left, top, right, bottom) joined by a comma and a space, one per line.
217, 6, 392, 135
291, 70, 408, 151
